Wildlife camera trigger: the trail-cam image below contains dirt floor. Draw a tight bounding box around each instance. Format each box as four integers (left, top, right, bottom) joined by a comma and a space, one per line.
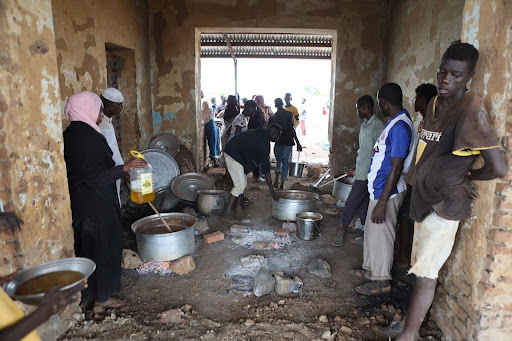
61, 167, 442, 341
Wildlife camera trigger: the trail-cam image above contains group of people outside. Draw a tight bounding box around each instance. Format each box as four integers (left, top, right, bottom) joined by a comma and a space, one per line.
334, 42, 507, 340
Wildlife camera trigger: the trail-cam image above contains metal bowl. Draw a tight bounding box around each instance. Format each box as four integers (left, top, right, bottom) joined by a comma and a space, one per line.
2, 257, 96, 305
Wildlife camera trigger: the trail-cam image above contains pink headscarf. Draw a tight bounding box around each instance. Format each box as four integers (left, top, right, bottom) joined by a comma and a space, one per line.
64, 91, 103, 133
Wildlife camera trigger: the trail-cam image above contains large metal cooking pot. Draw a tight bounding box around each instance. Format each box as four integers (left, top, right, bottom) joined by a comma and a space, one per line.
272, 190, 319, 221
131, 213, 196, 261
332, 176, 355, 201
197, 190, 227, 216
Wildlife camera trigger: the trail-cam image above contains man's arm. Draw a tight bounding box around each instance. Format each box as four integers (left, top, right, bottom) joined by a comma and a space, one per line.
291, 114, 302, 151
469, 148, 507, 181
371, 157, 405, 224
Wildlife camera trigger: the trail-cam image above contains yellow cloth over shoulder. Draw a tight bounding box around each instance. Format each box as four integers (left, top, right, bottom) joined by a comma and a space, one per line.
0, 287, 41, 341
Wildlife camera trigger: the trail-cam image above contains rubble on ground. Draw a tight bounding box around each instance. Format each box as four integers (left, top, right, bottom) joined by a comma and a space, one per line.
253, 269, 275, 297
193, 219, 210, 234
121, 249, 143, 269
325, 208, 341, 216
170, 255, 196, 275
321, 194, 337, 205
308, 258, 332, 278
240, 255, 266, 270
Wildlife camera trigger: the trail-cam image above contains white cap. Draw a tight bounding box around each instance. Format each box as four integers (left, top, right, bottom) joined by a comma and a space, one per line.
101, 88, 124, 103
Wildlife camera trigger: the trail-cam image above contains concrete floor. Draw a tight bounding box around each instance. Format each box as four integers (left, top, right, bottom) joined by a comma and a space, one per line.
61, 168, 442, 340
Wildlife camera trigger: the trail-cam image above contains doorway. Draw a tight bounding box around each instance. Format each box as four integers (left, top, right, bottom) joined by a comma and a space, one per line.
195, 29, 337, 169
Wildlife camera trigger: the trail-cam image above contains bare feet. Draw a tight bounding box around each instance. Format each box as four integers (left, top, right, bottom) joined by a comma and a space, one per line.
96, 297, 125, 308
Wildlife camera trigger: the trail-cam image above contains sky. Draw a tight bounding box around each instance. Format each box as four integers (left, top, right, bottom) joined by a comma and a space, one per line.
200, 58, 332, 109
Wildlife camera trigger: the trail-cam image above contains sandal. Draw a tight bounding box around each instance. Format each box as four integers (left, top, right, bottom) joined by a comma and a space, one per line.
349, 269, 372, 279
331, 229, 347, 247
355, 281, 391, 296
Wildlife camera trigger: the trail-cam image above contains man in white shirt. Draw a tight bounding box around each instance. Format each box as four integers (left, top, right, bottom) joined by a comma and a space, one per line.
99, 88, 124, 207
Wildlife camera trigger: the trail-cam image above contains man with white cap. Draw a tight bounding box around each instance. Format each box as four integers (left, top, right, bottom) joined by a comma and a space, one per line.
99, 87, 124, 207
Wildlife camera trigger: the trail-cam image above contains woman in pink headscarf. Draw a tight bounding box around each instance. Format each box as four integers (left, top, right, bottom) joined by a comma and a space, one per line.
63, 91, 146, 309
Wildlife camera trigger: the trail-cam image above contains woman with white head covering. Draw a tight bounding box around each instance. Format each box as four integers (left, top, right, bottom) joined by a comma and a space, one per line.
63, 91, 146, 308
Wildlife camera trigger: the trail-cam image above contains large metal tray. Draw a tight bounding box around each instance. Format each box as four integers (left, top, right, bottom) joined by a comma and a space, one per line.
148, 133, 180, 157
171, 173, 215, 202
141, 149, 180, 192
3, 257, 96, 305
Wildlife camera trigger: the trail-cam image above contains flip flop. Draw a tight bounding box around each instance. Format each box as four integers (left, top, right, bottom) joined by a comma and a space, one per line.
355, 281, 391, 296
331, 229, 346, 247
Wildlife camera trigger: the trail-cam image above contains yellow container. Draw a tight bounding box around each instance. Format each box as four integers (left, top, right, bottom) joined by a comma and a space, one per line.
129, 151, 155, 204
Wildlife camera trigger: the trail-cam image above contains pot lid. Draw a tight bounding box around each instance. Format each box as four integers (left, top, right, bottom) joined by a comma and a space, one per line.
171, 173, 215, 201
152, 188, 180, 212
148, 133, 180, 157
141, 149, 180, 191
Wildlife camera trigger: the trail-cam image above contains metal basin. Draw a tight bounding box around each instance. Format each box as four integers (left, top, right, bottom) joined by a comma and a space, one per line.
272, 190, 319, 221
296, 212, 323, 240
197, 190, 228, 216
131, 213, 196, 261
2, 257, 96, 305
332, 176, 354, 201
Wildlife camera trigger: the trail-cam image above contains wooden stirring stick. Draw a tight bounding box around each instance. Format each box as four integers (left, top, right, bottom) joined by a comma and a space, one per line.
148, 202, 173, 232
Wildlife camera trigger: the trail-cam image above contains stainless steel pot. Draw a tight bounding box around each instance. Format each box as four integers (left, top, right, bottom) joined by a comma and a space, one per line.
131, 213, 196, 261
197, 189, 227, 216
272, 190, 319, 221
296, 212, 323, 240
288, 151, 307, 177
332, 176, 355, 201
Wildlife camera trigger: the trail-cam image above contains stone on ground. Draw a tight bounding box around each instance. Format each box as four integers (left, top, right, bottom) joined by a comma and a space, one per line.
170, 255, 196, 275
160, 308, 185, 323
307, 165, 323, 178
274, 274, 303, 296
241, 255, 267, 270
325, 208, 341, 216
193, 219, 210, 234
252, 241, 270, 250
339, 326, 352, 334
203, 231, 224, 244
319, 315, 328, 323
308, 258, 332, 278
253, 269, 275, 297
244, 319, 255, 327
121, 249, 143, 269
321, 194, 337, 205
231, 236, 243, 245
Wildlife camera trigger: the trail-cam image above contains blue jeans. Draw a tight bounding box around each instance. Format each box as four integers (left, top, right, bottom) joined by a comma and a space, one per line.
274, 145, 293, 180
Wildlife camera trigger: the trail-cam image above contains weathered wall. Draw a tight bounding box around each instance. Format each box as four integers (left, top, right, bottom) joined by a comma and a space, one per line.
0, 0, 78, 339
430, 1, 512, 340
52, 0, 153, 157
385, 0, 464, 124
149, 0, 389, 172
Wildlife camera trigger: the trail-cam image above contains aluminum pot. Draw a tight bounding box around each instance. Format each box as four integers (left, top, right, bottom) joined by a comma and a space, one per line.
296, 212, 323, 241
131, 213, 196, 261
332, 176, 355, 201
197, 189, 228, 216
272, 190, 319, 221
288, 151, 307, 177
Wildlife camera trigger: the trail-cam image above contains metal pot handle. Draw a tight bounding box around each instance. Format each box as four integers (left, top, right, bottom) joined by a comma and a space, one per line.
313, 221, 322, 237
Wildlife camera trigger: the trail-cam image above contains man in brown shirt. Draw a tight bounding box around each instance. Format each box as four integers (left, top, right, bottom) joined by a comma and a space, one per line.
373, 43, 507, 340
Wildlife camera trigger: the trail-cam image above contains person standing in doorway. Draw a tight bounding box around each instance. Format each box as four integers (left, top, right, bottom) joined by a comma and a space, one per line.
210, 97, 218, 116
396, 83, 438, 267
254, 95, 273, 127
352, 83, 414, 296
373, 43, 507, 341
284, 93, 300, 128
331, 95, 384, 246
99, 88, 125, 207
299, 98, 307, 135
216, 95, 227, 115
268, 98, 302, 189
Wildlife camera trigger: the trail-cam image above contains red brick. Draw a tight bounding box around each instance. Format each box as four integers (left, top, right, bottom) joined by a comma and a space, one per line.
495, 181, 510, 194
492, 212, 512, 227
275, 228, 290, 236
488, 229, 512, 244
203, 231, 224, 244
488, 243, 512, 256
497, 198, 512, 210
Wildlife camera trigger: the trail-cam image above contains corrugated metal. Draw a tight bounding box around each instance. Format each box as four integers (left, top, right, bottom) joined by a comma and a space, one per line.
201, 33, 332, 59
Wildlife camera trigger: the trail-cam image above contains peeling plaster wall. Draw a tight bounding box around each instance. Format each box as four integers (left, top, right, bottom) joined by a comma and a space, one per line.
149, 0, 389, 172
0, 0, 78, 338
385, 0, 464, 125
52, 0, 153, 157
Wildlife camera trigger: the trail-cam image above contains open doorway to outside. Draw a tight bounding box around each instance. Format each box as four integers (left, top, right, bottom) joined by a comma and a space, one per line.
196, 29, 336, 168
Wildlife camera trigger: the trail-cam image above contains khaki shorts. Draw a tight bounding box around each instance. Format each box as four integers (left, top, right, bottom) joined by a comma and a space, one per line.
408, 211, 460, 279
224, 153, 246, 197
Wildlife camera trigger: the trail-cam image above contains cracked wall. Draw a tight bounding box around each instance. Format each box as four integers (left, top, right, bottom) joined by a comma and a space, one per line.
149, 0, 389, 172
52, 0, 153, 157
0, 0, 77, 338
